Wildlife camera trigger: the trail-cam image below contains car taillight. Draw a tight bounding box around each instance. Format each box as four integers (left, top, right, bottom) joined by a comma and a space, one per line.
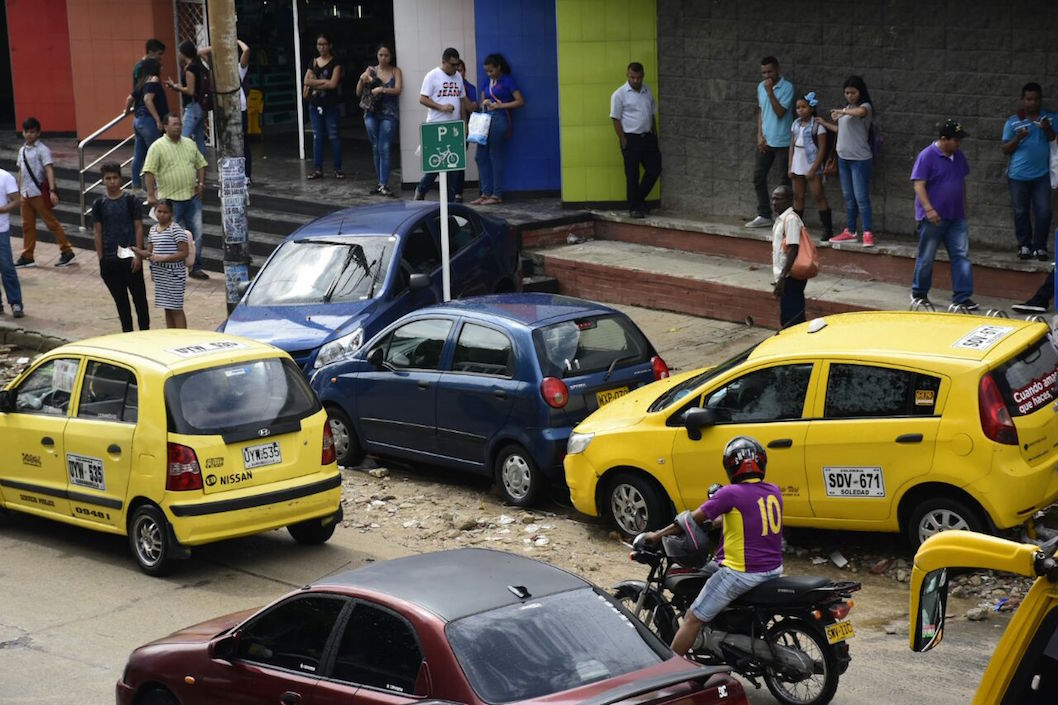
651, 355, 670, 380
979, 374, 1018, 445
321, 422, 336, 465
166, 443, 203, 491
541, 377, 569, 408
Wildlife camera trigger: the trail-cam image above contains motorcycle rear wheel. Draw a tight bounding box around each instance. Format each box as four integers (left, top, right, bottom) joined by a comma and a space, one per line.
613, 585, 678, 643
763, 618, 839, 705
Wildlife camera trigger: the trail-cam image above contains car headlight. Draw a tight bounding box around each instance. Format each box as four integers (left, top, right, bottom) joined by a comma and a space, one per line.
567, 432, 594, 455
314, 327, 364, 369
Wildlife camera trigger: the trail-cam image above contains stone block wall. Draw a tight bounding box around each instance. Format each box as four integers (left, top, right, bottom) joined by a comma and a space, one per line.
657, 0, 1058, 249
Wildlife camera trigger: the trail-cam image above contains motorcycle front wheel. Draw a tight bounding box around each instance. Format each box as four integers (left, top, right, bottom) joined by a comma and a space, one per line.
612, 585, 678, 643
763, 618, 840, 705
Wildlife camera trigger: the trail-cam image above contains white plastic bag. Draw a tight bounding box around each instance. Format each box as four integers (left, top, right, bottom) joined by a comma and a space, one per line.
468, 111, 491, 145
1050, 140, 1058, 189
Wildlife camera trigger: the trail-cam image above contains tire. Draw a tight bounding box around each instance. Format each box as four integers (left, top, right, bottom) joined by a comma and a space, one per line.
613, 584, 678, 642
495, 444, 542, 507
140, 688, 179, 705
128, 505, 177, 577
763, 619, 840, 705
906, 496, 986, 549
327, 406, 365, 467
606, 473, 670, 538
288, 514, 338, 545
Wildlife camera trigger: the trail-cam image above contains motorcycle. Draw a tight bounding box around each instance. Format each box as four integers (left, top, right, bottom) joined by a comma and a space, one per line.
615, 521, 861, 705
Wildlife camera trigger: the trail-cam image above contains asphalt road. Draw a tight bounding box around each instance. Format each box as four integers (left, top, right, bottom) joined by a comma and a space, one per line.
0, 504, 1006, 705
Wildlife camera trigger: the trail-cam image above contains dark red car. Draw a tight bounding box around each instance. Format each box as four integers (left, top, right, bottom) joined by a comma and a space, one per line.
116, 549, 747, 705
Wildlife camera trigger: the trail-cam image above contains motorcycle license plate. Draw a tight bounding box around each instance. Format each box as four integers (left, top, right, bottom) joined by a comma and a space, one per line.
825, 620, 855, 644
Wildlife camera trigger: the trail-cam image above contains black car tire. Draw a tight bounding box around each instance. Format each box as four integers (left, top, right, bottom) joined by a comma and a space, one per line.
907, 496, 986, 549
327, 405, 365, 467
495, 444, 541, 507
140, 688, 180, 705
607, 473, 670, 539
128, 505, 177, 577
288, 514, 339, 545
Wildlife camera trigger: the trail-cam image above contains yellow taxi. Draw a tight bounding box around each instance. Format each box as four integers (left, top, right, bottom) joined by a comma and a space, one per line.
0, 330, 342, 575
564, 312, 1058, 545
910, 530, 1058, 703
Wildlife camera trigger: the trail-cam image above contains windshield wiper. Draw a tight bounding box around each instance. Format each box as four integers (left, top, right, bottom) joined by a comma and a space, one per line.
323, 245, 365, 303
603, 355, 638, 382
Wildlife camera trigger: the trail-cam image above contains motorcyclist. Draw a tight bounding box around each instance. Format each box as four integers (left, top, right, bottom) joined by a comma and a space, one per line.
642, 436, 784, 655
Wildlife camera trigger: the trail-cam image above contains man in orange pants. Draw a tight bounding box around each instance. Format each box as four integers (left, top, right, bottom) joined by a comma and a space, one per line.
15, 117, 76, 268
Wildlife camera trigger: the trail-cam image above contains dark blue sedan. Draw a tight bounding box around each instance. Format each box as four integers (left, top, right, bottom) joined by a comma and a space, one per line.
220, 203, 520, 373
310, 294, 670, 505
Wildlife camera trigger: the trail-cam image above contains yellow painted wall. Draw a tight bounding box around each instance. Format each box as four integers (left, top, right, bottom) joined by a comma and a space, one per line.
557, 0, 658, 203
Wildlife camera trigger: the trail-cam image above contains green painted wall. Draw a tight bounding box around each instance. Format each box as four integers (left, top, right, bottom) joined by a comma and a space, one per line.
557, 0, 658, 203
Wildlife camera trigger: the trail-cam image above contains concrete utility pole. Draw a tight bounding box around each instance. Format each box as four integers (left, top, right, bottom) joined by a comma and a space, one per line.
207, 0, 250, 313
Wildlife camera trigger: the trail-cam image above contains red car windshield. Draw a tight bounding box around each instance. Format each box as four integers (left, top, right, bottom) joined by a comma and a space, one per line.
446, 588, 665, 703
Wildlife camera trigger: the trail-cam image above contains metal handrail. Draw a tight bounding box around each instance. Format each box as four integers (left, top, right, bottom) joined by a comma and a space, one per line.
77, 111, 135, 230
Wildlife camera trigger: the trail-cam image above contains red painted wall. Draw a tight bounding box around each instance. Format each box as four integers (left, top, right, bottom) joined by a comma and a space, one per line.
7, 0, 76, 132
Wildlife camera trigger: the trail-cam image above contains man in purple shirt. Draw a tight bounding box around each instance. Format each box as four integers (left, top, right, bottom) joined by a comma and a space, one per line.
910, 119, 975, 310
643, 436, 783, 655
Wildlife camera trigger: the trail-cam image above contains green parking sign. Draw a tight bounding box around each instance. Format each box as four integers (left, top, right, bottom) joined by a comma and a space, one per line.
420, 120, 466, 173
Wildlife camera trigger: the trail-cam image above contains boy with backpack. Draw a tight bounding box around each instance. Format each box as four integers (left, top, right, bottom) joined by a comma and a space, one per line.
15, 116, 76, 268
92, 162, 149, 332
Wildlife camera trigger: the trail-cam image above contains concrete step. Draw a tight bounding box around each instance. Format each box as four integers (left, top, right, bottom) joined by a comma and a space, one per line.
533, 239, 1030, 330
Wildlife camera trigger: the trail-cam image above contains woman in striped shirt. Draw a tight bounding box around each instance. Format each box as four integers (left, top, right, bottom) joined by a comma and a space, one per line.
135, 199, 188, 328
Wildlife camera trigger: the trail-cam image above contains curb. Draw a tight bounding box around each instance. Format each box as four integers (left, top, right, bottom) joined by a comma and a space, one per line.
0, 324, 69, 352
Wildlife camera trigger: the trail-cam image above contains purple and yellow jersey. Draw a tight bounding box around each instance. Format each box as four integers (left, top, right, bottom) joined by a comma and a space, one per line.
700, 479, 783, 573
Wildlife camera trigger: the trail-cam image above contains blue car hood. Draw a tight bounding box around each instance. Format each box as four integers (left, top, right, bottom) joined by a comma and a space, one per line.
222, 300, 374, 353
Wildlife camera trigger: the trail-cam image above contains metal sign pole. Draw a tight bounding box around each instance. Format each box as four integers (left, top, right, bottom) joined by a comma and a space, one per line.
292, 0, 305, 160
440, 171, 451, 302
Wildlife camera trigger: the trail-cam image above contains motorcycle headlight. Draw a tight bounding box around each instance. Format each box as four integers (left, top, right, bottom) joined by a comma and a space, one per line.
566, 431, 594, 455
314, 327, 364, 369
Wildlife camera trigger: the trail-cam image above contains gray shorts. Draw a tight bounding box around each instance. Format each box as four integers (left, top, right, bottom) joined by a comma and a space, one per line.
689, 565, 783, 623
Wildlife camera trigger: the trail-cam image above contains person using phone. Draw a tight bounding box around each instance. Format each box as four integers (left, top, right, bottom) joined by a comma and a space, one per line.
1001, 82, 1056, 260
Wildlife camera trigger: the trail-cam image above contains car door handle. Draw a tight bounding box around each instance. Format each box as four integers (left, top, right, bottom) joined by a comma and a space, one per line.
767, 438, 793, 449
895, 433, 924, 444
107, 444, 122, 454
41, 436, 55, 447
493, 389, 507, 399
417, 380, 430, 390
280, 692, 301, 705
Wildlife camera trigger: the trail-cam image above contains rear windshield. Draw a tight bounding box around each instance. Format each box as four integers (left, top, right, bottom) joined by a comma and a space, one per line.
246, 236, 392, 305
994, 334, 1058, 417
532, 315, 651, 378
446, 588, 665, 704
165, 357, 320, 435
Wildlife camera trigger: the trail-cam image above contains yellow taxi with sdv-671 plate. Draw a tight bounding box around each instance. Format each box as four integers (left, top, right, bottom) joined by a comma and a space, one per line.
565, 312, 1058, 545
0, 330, 342, 575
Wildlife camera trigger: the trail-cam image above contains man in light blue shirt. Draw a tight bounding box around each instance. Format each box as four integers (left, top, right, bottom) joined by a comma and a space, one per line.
1001, 82, 1056, 260
746, 56, 795, 228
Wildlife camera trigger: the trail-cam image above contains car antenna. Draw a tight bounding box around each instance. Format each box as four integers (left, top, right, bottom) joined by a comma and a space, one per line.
507, 585, 531, 599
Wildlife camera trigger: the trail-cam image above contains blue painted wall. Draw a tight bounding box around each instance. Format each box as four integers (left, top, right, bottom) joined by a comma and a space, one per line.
473, 0, 561, 192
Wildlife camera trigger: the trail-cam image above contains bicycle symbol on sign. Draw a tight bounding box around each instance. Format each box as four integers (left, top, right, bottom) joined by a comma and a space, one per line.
428, 146, 462, 169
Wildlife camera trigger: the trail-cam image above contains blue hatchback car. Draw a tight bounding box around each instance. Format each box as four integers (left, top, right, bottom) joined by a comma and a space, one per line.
220, 202, 520, 373
310, 294, 670, 506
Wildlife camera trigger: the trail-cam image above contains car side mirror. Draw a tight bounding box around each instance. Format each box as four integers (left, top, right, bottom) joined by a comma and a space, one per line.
367, 346, 385, 369
682, 407, 716, 441
208, 632, 240, 662
236, 279, 251, 297
0, 390, 12, 412
409, 273, 431, 291
911, 568, 948, 653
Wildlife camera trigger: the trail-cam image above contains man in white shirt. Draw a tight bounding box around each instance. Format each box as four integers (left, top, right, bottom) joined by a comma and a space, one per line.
415, 47, 474, 200
770, 185, 806, 328
610, 62, 661, 219
0, 167, 25, 317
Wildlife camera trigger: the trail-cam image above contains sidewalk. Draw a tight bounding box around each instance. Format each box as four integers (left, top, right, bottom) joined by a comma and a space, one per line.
0, 233, 769, 371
